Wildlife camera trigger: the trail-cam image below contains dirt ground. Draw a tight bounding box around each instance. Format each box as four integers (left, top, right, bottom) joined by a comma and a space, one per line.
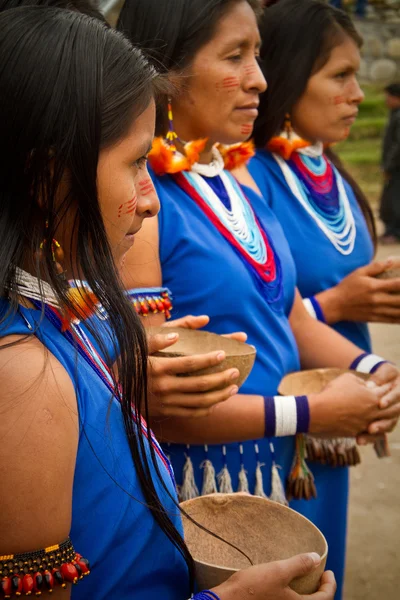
344, 242, 400, 600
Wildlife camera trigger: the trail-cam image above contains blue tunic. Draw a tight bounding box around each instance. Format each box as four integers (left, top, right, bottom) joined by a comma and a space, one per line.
248, 151, 375, 599
154, 169, 300, 500
0, 301, 189, 600
249, 150, 374, 352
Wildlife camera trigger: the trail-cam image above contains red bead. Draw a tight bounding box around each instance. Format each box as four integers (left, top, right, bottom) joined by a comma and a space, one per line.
148, 299, 157, 313
52, 569, 66, 588
1, 576, 12, 598
75, 558, 90, 576
11, 575, 23, 595
60, 563, 79, 584
133, 300, 140, 314
162, 297, 172, 311
22, 573, 34, 595
43, 571, 54, 591
155, 299, 164, 312
33, 573, 43, 596
139, 301, 149, 316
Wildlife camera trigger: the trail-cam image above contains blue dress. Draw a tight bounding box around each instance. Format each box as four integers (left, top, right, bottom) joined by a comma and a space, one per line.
249, 150, 374, 352
248, 151, 375, 599
154, 168, 300, 500
0, 300, 189, 600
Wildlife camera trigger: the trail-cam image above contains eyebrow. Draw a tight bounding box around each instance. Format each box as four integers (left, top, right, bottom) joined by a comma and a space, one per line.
220, 37, 261, 53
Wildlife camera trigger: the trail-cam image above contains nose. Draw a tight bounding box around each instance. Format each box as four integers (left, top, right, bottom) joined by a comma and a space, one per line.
243, 56, 267, 94
350, 77, 364, 105
136, 169, 160, 219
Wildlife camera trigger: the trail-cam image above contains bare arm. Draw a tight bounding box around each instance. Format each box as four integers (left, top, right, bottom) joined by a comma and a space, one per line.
290, 289, 362, 369
0, 335, 79, 599
313, 260, 400, 325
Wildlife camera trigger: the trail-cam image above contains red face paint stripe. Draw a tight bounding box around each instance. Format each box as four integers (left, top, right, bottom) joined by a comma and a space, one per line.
244, 65, 257, 74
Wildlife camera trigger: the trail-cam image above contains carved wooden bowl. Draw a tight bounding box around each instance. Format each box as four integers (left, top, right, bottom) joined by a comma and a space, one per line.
150, 327, 256, 388
181, 493, 328, 594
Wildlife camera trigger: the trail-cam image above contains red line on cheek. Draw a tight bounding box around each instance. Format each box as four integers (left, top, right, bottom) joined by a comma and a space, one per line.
217, 76, 240, 90
118, 195, 137, 217
333, 95, 345, 105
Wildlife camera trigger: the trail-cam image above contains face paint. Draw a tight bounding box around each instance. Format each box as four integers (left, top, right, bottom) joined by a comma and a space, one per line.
118, 195, 137, 218
241, 123, 253, 135
138, 178, 154, 196
216, 76, 240, 92
332, 95, 346, 105
244, 64, 257, 76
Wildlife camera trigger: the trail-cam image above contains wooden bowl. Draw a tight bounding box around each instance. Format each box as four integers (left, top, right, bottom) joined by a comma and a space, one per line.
374, 258, 400, 282
278, 368, 368, 395
150, 327, 256, 388
181, 493, 328, 594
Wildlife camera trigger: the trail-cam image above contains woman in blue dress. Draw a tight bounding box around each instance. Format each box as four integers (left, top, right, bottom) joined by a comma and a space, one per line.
118, 0, 400, 598
246, 2, 400, 594
1, 7, 341, 600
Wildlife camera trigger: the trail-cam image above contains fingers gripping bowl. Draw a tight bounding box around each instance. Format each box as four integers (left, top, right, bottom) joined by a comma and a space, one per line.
181, 493, 328, 594
278, 368, 369, 396
150, 327, 256, 388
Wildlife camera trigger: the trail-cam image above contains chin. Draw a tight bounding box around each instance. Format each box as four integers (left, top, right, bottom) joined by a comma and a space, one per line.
218, 128, 254, 146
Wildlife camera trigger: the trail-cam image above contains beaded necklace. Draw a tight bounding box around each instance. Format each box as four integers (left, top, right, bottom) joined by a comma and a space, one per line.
12, 269, 175, 487
174, 167, 283, 307
273, 148, 356, 255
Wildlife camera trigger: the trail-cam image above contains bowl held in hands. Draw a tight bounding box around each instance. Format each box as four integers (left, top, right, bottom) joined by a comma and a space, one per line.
278, 367, 368, 396
374, 258, 400, 283
181, 493, 328, 594
150, 327, 256, 388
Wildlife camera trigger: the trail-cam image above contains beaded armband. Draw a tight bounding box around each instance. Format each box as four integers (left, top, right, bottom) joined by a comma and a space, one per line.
349, 352, 388, 374
264, 395, 310, 437
127, 287, 173, 319
191, 592, 221, 600
0, 537, 90, 597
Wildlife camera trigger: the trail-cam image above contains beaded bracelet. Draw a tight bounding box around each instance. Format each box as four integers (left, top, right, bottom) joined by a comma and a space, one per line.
192, 592, 221, 600
349, 352, 388, 374
126, 287, 173, 319
303, 296, 326, 323
264, 395, 310, 437
0, 537, 89, 597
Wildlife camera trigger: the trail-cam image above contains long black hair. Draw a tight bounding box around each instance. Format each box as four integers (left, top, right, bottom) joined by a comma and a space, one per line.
254, 0, 376, 243
118, 0, 263, 134
0, 0, 106, 18
0, 6, 195, 591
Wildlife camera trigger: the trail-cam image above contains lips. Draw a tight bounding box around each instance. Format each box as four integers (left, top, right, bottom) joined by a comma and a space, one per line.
235, 104, 259, 118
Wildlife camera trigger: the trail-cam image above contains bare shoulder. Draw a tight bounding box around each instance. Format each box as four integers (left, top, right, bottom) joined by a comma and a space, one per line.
0, 333, 78, 553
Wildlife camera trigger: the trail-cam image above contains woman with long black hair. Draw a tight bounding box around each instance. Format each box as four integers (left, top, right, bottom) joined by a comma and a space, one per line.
0, 5, 338, 600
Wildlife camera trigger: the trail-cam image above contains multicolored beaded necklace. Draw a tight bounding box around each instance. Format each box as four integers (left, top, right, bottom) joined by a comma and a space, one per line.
148, 138, 283, 308
271, 137, 356, 255
175, 168, 283, 307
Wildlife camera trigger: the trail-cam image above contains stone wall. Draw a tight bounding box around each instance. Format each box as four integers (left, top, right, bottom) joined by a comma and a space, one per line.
357, 19, 400, 84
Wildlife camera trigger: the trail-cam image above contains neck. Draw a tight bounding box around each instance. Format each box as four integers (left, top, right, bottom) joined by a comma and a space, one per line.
175, 137, 215, 164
